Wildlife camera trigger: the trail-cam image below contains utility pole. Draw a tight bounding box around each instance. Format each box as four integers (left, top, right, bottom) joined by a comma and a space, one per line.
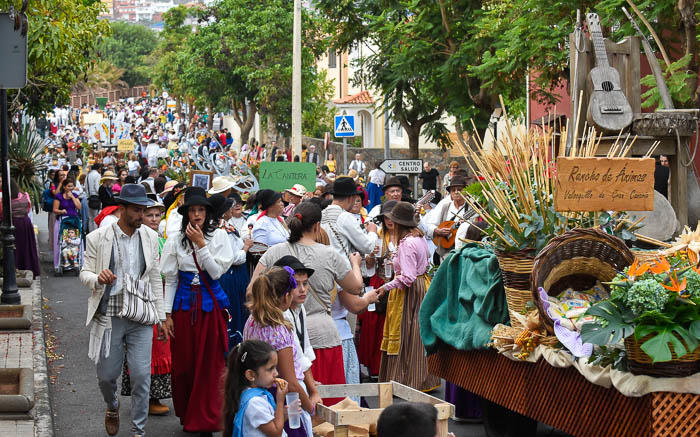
384, 101, 390, 159
291, 0, 302, 159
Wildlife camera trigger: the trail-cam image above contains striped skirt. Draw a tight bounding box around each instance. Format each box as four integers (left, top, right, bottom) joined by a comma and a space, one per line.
379, 274, 441, 392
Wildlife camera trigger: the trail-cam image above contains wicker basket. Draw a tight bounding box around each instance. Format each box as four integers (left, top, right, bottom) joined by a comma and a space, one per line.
625, 334, 700, 377
631, 249, 661, 264
531, 228, 635, 334
495, 249, 536, 329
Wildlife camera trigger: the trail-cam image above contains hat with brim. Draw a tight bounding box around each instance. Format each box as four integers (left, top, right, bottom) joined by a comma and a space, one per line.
382, 176, 403, 192
115, 184, 155, 207
285, 184, 307, 198
99, 171, 119, 185
446, 175, 468, 190
330, 177, 358, 197
273, 255, 315, 277
160, 179, 179, 195
385, 201, 418, 227
208, 193, 234, 218
177, 186, 212, 215
208, 176, 236, 195
256, 189, 282, 211
378, 200, 398, 219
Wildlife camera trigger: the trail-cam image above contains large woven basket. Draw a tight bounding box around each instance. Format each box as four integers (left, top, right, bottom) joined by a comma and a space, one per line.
531, 228, 634, 334
495, 249, 536, 329
625, 334, 700, 377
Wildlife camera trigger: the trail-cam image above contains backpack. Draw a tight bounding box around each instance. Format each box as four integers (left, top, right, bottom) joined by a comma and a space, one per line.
42, 188, 54, 213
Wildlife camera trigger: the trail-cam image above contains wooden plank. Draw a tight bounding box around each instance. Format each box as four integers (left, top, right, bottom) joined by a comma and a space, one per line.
314, 404, 338, 424
594, 137, 676, 157
437, 418, 450, 437
669, 142, 689, 227
628, 36, 642, 113
317, 383, 380, 399
335, 425, 350, 437
335, 409, 384, 426
378, 383, 393, 408
390, 381, 455, 418
555, 157, 655, 211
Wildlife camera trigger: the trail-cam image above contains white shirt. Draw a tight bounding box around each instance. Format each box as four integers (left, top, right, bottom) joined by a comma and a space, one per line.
349, 160, 366, 174
109, 223, 144, 296
368, 168, 386, 185
145, 143, 160, 166
321, 204, 377, 256
86, 170, 100, 199
165, 209, 182, 237
283, 306, 315, 372
252, 215, 290, 247
241, 391, 286, 437
223, 224, 247, 267
160, 228, 235, 313
127, 160, 140, 172
423, 197, 469, 239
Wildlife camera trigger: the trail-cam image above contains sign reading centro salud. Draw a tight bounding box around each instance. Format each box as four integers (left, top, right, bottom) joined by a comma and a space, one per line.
259, 162, 316, 192
555, 157, 655, 211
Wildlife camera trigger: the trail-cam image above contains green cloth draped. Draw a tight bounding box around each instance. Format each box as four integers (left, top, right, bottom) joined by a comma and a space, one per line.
419, 244, 509, 355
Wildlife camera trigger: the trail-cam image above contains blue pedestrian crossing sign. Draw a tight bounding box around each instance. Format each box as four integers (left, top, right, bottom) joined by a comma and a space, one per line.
334, 115, 355, 137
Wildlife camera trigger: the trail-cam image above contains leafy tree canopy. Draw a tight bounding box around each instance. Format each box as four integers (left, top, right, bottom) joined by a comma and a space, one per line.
1, 0, 110, 116
98, 21, 158, 87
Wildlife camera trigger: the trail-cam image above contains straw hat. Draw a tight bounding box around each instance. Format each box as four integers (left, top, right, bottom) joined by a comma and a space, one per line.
160, 179, 179, 195
99, 171, 118, 185
284, 184, 307, 197
208, 176, 236, 195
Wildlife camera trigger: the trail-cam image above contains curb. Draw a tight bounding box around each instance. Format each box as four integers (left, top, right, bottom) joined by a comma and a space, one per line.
31, 279, 53, 437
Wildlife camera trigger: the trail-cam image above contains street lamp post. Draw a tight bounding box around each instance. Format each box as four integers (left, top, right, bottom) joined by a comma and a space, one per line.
0, 89, 19, 304
291, 0, 302, 158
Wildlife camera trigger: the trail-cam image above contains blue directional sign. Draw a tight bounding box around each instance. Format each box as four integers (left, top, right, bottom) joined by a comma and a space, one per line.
334, 115, 355, 137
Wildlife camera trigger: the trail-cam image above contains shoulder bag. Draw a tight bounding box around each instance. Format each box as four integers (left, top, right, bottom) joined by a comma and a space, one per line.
114, 228, 159, 325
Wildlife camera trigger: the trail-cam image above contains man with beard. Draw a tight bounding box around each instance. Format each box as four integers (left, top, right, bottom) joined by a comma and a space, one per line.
80, 184, 170, 436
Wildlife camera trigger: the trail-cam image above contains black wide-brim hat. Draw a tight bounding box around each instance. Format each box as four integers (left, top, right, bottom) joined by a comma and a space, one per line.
256, 189, 283, 211
385, 201, 419, 227
177, 186, 212, 215
273, 255, 315, 277
382, 176, 403, 192
115, 184, 155, 207
331, 177, 358, 197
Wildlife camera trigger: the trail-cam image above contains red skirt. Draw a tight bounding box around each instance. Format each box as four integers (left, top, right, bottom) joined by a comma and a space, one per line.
150, 324, 171, 375
170, 288, 228, 432
357, 311, 385, 376
311, 345, 346, 406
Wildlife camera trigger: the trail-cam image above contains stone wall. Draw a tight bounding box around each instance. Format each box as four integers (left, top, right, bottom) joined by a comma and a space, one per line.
303, 136, 469, 177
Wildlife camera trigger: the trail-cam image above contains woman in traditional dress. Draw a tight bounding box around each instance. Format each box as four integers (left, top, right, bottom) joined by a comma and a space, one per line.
376, 201, 441, 392
209, 194, 252, 349
251, 189, 289, 247
10, 179, 40, 277
357, 200, 397, 378
160, 186, 234, 436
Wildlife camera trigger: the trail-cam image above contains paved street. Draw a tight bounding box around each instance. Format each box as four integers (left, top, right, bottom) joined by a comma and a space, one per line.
37, 210, 488, 436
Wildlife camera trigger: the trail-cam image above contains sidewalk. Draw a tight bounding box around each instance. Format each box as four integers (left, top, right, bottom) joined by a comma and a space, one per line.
0, 240, 53, 436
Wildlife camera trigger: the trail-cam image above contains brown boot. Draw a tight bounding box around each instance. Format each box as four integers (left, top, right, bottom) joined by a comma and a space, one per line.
148, 399, 170, 416
105, 402, 119, 436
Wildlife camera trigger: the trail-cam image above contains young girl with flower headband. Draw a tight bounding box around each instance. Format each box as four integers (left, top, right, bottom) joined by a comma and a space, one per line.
243, 267, 315, 437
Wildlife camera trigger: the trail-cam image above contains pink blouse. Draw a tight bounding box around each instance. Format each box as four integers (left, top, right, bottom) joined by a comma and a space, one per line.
383, 235, 430, 290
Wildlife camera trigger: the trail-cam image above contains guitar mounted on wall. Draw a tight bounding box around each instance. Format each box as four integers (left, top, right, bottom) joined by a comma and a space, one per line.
585, 12, 633, 132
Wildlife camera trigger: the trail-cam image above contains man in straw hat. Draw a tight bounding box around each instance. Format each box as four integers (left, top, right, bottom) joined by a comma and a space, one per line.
80, 184, 169, 437
282, 183, 308, 218
207, 175, 236, 198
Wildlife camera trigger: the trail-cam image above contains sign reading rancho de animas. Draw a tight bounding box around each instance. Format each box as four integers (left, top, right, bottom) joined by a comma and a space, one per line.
554, 157, 655, 212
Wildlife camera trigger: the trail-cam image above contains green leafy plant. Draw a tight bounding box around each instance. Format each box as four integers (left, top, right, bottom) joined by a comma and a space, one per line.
588, 345, 628, 372
582, 253, 700, 363
641, 55, 694, 109
9, 125, 48, 213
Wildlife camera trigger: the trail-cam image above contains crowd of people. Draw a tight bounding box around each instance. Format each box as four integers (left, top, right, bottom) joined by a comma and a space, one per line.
23, 98, 482, 437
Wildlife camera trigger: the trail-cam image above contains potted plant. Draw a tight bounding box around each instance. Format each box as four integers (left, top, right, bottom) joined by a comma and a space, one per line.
581, 252, 700, 377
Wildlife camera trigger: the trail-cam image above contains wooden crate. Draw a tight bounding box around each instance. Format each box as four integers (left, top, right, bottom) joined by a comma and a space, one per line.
314, 382, 455, 437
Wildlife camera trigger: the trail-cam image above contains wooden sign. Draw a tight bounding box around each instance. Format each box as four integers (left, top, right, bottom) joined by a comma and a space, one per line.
82, 113, 105, 125
555, 157, 655, 211
259, 162, 316, 192
117, 139, 135, 152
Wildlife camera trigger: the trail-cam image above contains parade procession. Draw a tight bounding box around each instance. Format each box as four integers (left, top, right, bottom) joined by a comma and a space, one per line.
1, 1, 700, 437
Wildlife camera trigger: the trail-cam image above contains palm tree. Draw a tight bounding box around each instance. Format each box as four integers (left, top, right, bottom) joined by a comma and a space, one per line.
9, 125, 48, 213
72, 61, 128, 102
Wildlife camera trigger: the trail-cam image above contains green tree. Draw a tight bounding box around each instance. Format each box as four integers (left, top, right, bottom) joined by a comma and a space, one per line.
98, 21, 158, 87
0, 0, 110, 116
316, 0, 451, 158
150, 5, 193, 116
